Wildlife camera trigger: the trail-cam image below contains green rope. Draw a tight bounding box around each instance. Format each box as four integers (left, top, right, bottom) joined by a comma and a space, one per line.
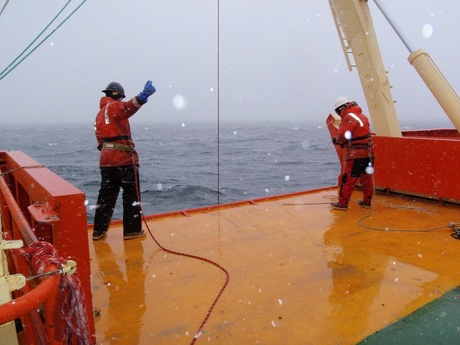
0, 0, 71, 77
0, 0, 87, 81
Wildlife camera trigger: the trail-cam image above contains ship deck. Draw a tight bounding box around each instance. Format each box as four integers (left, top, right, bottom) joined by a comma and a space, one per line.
88, 187, 460, 344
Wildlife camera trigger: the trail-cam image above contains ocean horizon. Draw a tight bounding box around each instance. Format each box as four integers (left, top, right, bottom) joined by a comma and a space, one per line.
1, 119, 453, 222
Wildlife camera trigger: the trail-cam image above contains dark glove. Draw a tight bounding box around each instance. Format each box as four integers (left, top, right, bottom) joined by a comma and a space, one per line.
137, 80, 156, 104
332, 137, 345, 148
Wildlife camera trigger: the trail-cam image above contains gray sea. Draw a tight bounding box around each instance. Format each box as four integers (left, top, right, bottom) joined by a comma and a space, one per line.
1, 120, 451, 223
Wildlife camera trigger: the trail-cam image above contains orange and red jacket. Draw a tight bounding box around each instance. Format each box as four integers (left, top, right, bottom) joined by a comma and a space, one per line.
335, 104, 374, 160
94, 96, 143, 167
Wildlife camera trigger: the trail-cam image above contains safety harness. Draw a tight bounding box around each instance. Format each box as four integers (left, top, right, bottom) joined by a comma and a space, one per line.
100, 135, 135, 152
102, 142, 135, 152
349, 133, 372, 149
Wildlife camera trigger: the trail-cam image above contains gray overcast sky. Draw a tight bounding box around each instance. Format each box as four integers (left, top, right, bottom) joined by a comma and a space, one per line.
1, 0, 459, 125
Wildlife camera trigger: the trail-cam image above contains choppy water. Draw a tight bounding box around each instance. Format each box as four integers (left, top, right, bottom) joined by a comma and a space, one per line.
1, 120, 450, 222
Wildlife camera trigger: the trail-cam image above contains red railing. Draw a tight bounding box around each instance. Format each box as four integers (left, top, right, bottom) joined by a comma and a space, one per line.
0, 151, 95, 344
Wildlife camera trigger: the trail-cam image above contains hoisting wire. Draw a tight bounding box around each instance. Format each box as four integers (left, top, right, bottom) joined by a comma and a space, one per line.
0, 0, 87, 81
133, 9, 230, 334
114, 3, 228, 343
216, 0, 221, 205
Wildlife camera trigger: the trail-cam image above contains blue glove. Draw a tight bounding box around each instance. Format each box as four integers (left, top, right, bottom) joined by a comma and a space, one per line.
137, 80, 156, 104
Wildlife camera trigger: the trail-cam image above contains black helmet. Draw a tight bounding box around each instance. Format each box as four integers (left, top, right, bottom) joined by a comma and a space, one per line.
102, 82, 126, 98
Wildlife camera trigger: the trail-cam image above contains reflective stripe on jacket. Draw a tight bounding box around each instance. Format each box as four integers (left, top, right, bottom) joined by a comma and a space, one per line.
336, 105, 374, 160
94, 96, 142, 167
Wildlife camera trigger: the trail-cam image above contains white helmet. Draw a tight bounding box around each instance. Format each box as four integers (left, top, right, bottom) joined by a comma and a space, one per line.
334, 96, 349, 109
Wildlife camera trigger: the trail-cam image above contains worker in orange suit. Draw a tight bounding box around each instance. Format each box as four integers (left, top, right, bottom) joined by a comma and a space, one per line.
93, 81, 156, 240
330, 97, 374, 210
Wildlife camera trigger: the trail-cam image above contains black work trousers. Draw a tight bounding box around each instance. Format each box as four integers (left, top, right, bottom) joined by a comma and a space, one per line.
93, 165, 141, 236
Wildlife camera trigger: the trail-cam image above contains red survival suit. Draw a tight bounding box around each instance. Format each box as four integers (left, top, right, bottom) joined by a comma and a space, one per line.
93, 96, 143, 237
94, 96, 143, 167
334, 102, 374, 206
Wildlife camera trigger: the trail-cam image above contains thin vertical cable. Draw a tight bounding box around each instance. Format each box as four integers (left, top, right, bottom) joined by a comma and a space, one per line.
217, 0, 221, 204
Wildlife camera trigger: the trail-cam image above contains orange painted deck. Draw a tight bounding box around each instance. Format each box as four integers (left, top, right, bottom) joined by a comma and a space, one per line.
89, 188, 460, 345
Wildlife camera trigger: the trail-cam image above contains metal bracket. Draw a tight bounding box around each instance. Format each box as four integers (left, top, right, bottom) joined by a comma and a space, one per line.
62, 260, 77, 276
0, 274, 26, 295
1, 239, 24, 251
1, 239, 26, 304
27, 203, 59, 224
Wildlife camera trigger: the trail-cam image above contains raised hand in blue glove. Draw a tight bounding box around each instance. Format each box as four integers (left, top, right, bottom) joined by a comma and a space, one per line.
137, 80, 156, 104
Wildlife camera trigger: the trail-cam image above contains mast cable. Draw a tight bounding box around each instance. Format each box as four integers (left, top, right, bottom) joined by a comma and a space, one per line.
0, 0, 87, 81
0, 0, 10, 17
0, 0, 71, 78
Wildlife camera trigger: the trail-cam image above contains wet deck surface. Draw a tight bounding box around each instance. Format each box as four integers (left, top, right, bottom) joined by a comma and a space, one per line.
88, 188, 460, 344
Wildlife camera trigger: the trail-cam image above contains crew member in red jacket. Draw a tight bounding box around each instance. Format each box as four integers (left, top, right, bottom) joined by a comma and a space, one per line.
93, 80, 156, 240
330, 97, 374, 210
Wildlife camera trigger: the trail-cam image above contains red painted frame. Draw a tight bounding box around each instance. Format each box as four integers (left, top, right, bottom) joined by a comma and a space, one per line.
0, 151, 95, 344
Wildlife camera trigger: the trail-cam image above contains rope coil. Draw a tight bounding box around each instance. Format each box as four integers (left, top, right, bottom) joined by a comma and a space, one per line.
8, 239, 92, 344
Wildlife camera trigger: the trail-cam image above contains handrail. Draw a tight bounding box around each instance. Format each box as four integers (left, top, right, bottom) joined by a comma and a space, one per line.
0, 173, 38, 245
0, 265, 60, 325
0, 151, 95, 344
0, 173, 61, 335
